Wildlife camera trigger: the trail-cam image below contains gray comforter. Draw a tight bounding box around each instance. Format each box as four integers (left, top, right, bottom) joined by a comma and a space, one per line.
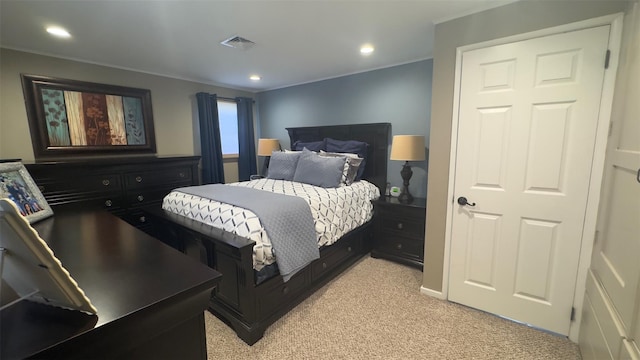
175, 184, 319, 282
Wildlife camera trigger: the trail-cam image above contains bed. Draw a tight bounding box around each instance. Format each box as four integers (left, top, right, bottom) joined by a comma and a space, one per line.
143, 123, 390, 345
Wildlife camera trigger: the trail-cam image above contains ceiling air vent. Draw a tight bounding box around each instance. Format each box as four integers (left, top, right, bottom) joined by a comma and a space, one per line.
220, 36, 255, 50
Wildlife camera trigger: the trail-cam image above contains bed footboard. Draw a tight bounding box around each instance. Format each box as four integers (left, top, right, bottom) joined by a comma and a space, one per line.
143, 206, 373, 345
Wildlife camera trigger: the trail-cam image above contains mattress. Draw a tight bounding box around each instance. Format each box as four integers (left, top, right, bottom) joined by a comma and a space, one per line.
162, 178, 380, 270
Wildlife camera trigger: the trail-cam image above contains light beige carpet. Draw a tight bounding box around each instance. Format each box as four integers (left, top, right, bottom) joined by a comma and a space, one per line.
205, 256, 581, 360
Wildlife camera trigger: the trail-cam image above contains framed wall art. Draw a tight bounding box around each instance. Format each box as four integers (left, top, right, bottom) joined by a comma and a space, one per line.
0, 161, 53, 223
21, 74, 157, 159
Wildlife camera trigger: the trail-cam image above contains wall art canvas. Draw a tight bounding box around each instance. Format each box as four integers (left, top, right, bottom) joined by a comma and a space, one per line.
21, 74, 156, 159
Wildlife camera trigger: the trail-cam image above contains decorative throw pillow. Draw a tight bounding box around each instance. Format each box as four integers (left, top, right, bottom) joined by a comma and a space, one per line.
293, 149, 345, 188
319, 151, 363, 185
292, 140, 326, 152
324, 138, 369, 180
267, 151, 301, 181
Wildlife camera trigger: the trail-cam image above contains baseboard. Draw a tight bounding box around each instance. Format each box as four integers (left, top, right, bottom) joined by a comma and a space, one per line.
420, 286, 446, 300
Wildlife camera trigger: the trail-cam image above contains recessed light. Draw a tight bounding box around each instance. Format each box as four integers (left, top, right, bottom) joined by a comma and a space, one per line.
360, 44, 374, 55
46, 26, 71, 38
250, 75, 261, 81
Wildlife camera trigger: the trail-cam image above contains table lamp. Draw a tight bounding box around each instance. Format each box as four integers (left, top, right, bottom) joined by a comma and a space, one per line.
257, 138, 281, 176
390, 135, 425, 204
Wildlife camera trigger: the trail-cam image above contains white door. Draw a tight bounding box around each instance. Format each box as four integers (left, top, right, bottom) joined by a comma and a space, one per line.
448, 26, 611, 335
587, 15, 640, 348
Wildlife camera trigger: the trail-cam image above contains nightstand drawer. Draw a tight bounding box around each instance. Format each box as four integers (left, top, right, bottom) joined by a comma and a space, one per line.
378, 216, 424, 239
371, 197, 426, 269
376, 233, 424, 261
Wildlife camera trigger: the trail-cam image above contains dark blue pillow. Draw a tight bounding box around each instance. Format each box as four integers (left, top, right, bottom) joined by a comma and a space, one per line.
292, 140, 325, 152
325, 138, 369, 180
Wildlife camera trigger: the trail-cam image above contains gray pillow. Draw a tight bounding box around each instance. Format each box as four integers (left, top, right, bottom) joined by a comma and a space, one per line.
267, 151, 301, 181
319, 151, 363, 185
293, 149, 345, 188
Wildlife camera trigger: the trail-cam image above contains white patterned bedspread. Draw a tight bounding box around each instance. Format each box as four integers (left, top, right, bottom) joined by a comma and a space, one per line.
162, 178, 380, 271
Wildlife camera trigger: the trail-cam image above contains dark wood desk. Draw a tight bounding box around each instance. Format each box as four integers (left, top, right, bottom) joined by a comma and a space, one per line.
1, 210, 222, 360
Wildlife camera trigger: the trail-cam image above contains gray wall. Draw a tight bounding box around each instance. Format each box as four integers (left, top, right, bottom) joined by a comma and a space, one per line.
256, 59, 433, 198
0, 49, 251, 183
424, 0, 630, 292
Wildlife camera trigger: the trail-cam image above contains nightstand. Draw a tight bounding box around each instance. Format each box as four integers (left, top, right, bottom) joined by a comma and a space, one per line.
371, 196, 426, 270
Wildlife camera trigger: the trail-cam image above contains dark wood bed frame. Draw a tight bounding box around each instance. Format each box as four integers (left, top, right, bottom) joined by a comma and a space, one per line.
144, 123, 391, 345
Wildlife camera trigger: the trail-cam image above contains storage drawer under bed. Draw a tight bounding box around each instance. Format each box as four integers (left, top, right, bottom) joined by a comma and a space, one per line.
256, 270, 309, 317
311, 234, 363, 281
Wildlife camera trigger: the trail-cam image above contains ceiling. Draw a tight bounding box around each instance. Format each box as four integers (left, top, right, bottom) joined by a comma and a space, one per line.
0, 0, 514, 92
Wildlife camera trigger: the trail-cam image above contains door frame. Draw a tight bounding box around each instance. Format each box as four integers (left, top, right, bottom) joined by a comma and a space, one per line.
441, 13, 624, 342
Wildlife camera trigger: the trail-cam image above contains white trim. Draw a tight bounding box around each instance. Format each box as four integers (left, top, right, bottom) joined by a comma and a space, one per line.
1, 46, 259, 94
463, 13, 621, 51
259, 57, 433, 92
3, 46, 434, 94
420, 286, 446, 300
568, 13, 624, 343
440, 45, 465, 300
443, 12, 624, 343
433, 0, 519, 25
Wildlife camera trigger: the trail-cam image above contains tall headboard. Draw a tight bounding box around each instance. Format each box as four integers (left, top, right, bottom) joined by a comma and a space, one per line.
286, 123, 391, 194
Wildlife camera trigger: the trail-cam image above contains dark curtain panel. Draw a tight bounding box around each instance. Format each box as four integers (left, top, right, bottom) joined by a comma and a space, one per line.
196, 92, 225, 184
236, 97, 257, 181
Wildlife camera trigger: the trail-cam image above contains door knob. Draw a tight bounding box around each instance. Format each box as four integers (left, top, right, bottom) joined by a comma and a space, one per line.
457, 196, 476, 207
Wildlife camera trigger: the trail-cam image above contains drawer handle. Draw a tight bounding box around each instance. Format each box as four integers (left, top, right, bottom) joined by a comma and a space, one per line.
105, 200, 113, 207
322, 262, 327, 269
179, 172, 185, 178
139, 216, 146, 223
137, 195, 144, 202
397, 223, 404, 230
282, 286, 289, 295
347, 246, 352, 252
102, 179, 110, 186
396, 243, 403, 250
135, 176, 143, 183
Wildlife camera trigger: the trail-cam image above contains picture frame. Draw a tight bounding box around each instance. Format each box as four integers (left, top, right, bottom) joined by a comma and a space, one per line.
0, 198, 96, 314
0, 161, 53, 223
21, 74, 157, 159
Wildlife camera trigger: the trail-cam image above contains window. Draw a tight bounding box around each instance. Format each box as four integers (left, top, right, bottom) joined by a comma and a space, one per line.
217, 100, 238, 155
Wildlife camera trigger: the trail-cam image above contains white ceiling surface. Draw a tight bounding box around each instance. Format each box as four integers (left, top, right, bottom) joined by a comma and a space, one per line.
0, 0, 513, 92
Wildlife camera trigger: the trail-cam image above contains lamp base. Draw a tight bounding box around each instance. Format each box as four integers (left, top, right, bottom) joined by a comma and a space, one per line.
398, 162, 414, 204
261, 156, 271, 177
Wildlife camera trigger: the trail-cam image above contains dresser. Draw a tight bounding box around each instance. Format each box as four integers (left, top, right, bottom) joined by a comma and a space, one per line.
25, 156, 200, 232
371, 196, 426, 269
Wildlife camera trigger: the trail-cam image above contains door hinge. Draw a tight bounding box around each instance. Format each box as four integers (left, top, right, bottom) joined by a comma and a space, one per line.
571, 307, 576, 321
605, 50, 611, 69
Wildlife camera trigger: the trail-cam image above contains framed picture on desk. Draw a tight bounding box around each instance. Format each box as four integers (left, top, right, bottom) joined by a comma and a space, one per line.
0, 162, 53, 223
